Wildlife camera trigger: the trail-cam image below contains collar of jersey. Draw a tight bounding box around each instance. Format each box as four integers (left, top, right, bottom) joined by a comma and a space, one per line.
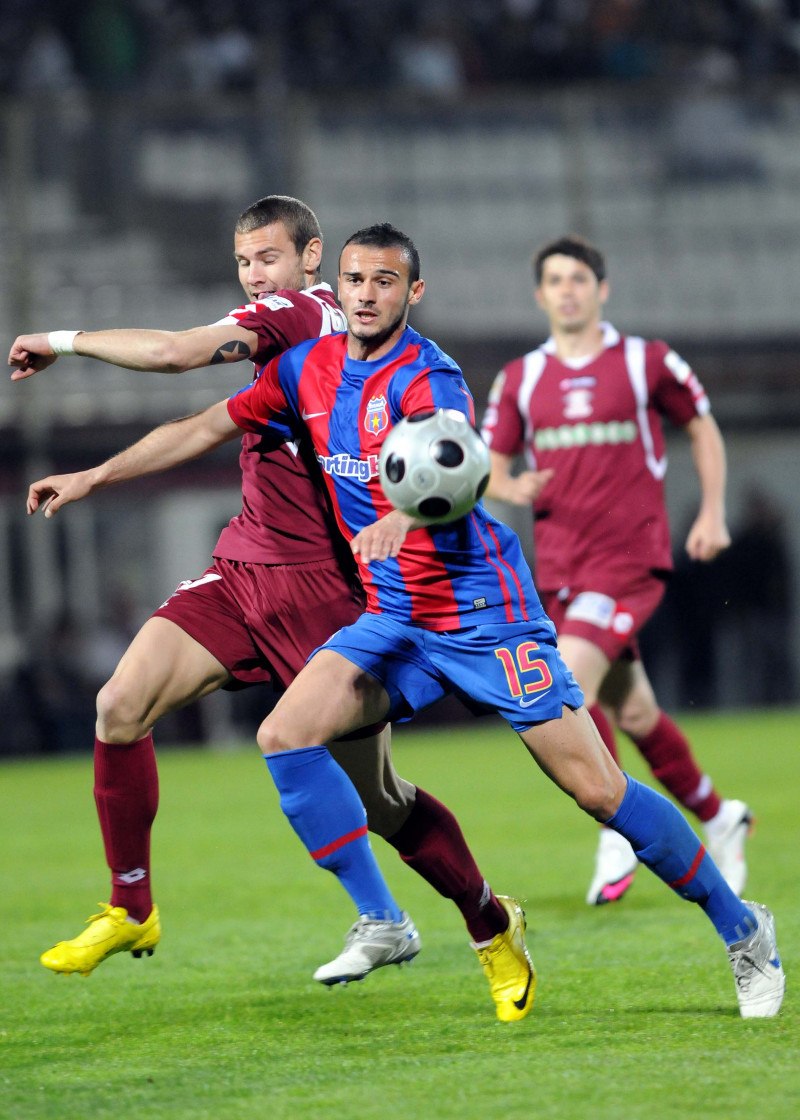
541, 321, 620, 366
342, 326, 414, 374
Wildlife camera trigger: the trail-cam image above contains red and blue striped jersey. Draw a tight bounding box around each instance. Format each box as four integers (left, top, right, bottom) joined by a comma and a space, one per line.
228, 326, 545, 631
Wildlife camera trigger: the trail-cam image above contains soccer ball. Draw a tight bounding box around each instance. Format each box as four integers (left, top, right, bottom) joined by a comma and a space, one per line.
378, 408, 491, 523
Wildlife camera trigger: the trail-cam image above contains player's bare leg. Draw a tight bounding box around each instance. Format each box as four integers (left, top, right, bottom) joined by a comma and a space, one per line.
96, 617, 232, 743
260, 648, 389, 753
603, 660, 752, 895
519, 704, 625, 818
557, 635, 609, 709
328, 726, 416, 838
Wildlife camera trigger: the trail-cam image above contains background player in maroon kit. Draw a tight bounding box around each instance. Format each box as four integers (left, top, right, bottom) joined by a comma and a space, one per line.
9, 196, 515, 984
481, 234, 752, 906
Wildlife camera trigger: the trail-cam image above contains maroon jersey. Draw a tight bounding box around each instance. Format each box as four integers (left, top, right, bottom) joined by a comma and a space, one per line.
210, 284, 347, 563
481, 323, 710, 590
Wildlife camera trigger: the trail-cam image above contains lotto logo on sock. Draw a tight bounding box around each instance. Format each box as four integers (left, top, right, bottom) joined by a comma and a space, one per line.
116, 868, 147, 884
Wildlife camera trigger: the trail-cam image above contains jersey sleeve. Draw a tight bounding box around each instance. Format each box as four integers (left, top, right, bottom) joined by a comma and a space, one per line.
397, 366, 477, 424
212, 290, 325, 365
479, 366, 525, 455
227, 354, 292, 434
648, 341, 710, 427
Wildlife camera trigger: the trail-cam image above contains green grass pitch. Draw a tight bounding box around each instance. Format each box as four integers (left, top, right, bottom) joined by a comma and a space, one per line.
1, 709, 798, 1120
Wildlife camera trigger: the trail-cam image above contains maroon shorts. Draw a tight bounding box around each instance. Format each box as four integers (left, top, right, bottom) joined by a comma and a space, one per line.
540, 570, 667, 663
152, 556, 365, 690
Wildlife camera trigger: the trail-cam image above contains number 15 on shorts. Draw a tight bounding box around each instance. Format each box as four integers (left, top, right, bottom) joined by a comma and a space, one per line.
494, 642, 553, 705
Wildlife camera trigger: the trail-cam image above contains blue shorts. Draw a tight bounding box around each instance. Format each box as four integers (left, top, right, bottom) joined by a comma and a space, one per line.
314, 614, 584, 733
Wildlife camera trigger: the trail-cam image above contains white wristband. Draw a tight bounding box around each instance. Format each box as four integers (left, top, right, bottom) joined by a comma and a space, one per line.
48, 330, 82, 355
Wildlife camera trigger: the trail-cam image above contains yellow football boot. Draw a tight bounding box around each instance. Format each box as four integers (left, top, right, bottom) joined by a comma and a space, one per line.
475, 895, 536, 1022
40, 904, 161, 977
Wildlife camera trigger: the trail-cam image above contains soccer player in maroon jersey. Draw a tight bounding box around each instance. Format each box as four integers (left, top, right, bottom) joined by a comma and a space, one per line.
9, 197, 519, 996
26, 224, 785, 1021
480, 234, 752, 906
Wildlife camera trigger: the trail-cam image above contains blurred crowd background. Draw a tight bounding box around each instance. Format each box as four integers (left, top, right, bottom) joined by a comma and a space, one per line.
1, 0, 799, 754
3, 1, 800, 96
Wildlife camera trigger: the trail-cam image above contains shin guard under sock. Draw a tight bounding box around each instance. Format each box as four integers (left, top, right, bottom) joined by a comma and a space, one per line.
94, 734, 159, 923
386, 787, 507, 942
266, 746, 402, 922
606, 775, 755, 944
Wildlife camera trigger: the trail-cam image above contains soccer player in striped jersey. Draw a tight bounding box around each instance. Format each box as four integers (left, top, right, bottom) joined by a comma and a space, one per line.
11, 199, 521, 1008
26, 224, 784, 1020
481, 235, 752, 906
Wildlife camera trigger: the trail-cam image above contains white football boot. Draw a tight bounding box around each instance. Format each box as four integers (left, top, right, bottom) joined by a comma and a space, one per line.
727, 901, 785, 1018
314, 912, 420, 985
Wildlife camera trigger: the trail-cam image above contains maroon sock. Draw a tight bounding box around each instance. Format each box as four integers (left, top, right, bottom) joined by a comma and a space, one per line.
94, 734, 159, 922
588, 703, 620, 764
628, 712, 721, 822
386, 787, 507, 942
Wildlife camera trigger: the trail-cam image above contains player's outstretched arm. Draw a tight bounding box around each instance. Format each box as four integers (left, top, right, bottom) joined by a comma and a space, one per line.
9, 324, 259, 379
27, 400, 240, 518
684, 413, 731, 562
485, 449, 554, 506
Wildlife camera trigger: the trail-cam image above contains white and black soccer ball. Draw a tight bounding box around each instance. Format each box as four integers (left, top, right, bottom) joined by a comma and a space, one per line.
378, 408, 491, 523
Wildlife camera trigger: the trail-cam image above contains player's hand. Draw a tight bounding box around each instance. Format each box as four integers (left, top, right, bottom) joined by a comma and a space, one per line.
8, 334, 59, 380
502, 469, 555, 505
351, 509, 419, 562
27, 470, 98, 518
685, 512, 731, 562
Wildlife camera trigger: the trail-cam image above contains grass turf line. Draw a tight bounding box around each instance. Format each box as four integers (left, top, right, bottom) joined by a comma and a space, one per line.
1, 709, 797, 1120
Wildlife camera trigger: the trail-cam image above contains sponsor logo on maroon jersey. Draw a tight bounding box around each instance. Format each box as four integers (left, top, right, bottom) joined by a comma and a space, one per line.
559, 375, 596, 420
534, 420, 638, 451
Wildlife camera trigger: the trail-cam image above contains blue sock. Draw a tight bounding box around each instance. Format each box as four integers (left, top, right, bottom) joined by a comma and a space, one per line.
265, 745, 403, 923
606, 775, 756, 945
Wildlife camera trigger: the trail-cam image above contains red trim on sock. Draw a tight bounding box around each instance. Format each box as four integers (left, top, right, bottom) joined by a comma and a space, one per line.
310, 824, 368, 861
668, 844, 706, 889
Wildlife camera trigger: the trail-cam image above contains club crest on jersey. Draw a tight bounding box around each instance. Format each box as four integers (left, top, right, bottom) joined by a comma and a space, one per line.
560, 376, 595, 420
365, 395, 389, 435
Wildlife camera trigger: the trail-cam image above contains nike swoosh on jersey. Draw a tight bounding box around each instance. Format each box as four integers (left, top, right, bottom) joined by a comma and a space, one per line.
302, 408, 328, 420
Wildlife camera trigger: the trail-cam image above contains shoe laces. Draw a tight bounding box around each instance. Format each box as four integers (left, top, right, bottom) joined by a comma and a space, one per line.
729, 947, 757, 991
476, 935, 506, 972
85, 903, 116, 926
728, 928, 766, 992
342, 915, 386, 945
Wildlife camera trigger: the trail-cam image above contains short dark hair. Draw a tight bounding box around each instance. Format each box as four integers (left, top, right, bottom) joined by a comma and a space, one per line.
235, 195, 322, 258
340, 223, 420, 283
533, 235, 606, 285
